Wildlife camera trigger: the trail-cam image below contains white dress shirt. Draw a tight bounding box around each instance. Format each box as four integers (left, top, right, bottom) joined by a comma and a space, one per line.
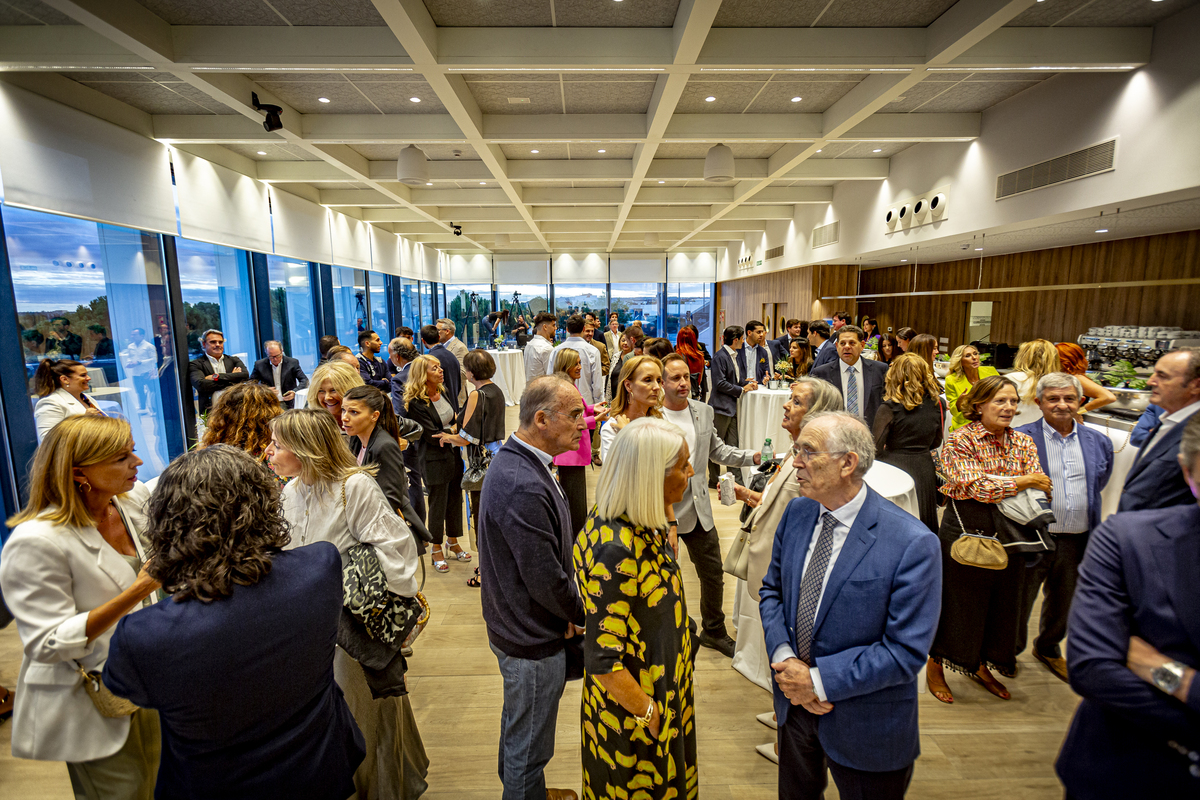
1143, 399, 1200, 457
121, 339, 157, 376
839, 357, 862, 418
1042, 419, 1089, 534
662, 404, 699, 529
523, 335, 555, 384
771, 483, 869, 701
271, 361, 283, 396
547, 335, 603, 406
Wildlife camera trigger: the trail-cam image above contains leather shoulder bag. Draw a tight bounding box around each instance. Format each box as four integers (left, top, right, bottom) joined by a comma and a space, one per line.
461, 388, 493, 492
947, 498, 1008, 570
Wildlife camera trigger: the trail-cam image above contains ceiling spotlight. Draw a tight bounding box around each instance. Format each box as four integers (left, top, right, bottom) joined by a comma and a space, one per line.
409, 97, 421, 103
658, 180, 665, 184
530, 149, 539, 153
791, 96, 802, 102
396, 144, 429, 186
318, 97, 330, 103
598, 149, 606, 153
901, 259, 908, 262
251, 92, 283, 132
426, 182, 433, 186
816, 149, 822, 153
873, 148, 882, 153
705, 96, 716, 102
1096, 228, 1109, 233
451, 223, 463, 237
256, 151, 267, 155
975, 247, 983, 251
479, 181, 486, 185
703, 142, 734, 182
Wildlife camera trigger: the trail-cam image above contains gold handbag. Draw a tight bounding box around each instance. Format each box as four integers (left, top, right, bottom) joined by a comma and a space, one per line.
76, 662, 138, 718
722, 526, 752, 580
948, 500, 1008, 570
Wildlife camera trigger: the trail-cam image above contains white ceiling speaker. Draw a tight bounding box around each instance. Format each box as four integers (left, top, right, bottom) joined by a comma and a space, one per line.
396, 145, 429, 186
703, 143, 735, 183
495, 233, 510, 247
929, 192, 947, 216
885, 207, 899, 227
898, 203, 911, 222
911, 197, 930, 222
644, 233, 660, 247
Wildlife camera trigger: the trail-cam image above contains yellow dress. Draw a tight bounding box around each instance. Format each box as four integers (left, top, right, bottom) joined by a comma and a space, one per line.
944, 366, 999, 430
573, 514, 697, 800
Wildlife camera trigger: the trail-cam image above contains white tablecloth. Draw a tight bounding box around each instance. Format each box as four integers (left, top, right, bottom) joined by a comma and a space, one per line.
491, 349, 524, 406
736, 387, 791, 483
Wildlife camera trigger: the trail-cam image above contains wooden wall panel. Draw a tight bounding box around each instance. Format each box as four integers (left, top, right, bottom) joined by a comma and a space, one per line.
718, 230, 1200, 354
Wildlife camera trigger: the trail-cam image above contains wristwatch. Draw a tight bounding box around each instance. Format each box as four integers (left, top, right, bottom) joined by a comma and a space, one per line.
1151, 661, 1186, 695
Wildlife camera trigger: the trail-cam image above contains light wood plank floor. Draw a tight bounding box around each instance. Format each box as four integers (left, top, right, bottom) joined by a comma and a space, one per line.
0, 405, 1077, 798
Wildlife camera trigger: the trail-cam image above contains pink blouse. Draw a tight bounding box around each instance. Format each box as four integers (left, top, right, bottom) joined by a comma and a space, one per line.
553, 386, 597, 467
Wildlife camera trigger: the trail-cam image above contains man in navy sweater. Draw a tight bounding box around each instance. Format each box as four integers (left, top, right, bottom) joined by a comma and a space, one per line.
479, 375, 587, 800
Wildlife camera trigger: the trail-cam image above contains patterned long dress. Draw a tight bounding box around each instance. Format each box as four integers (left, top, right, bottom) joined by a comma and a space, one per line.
573, 514, 698, 800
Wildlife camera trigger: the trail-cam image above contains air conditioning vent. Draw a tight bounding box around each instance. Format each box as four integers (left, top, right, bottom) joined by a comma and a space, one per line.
812, 221, 839, 248
765, 245, 784, 260
996, 138, 1116, 200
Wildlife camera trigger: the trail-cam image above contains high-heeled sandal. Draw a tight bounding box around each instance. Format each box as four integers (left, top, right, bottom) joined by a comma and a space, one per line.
448, 542, 472, 562
467, 567, 481, 588
431, 548, 449, 573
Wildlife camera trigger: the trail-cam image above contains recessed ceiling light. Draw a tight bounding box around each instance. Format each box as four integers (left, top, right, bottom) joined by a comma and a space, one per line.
705, 96, 716, 102
598, 149, 606, 153
479, 181, 486, 185
658, 180, 665, 184
975, 247, 983, 251
816, 149, 822, 153
318, 97, 330, 103
791, 96, 802, 102
530, 149, 539, 153
426, 182, 433, 186
1096, 228, 1109, 233
409, 97, 421, 103
257, 151, 266, 155
901, 259, 907, 262
873, 148, 882, 153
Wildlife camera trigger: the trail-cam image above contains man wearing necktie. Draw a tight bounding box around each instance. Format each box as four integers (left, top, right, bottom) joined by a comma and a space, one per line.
760, 411, 941, 800
809, 325, 888, 430
1118, 348, 1200, 511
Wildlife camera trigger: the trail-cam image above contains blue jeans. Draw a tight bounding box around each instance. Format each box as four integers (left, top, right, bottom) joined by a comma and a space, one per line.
490, 642, 567, 800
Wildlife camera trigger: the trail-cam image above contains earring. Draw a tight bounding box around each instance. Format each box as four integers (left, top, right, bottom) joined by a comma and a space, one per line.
77, 480, 92, 493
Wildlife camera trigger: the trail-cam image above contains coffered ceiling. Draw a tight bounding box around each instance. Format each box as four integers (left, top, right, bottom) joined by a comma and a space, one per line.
0, 0, 1190, 254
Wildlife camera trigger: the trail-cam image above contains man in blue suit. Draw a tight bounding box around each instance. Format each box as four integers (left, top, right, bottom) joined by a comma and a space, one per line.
419, 324, 462, 414
771, 318, 806, 363
1056, 412, 1200, 799
1119, 348, 1200, 511
760, 411, 941, 800
708, 324, 758, 487
809, 320, 837, 370
1015, 372, 1113, 681
742, 319, 776, 382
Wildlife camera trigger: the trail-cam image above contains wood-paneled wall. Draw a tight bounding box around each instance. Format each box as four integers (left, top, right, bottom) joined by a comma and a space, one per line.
715, 264, 858, 337
717, 230, 1200, 351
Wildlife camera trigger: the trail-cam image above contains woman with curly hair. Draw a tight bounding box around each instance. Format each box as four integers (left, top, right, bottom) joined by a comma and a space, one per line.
307, 360, 364, 430
872, 353, 946, 532
199, 382, 283, 462
1055, 341, 1116, 413
102, 445, 365, 800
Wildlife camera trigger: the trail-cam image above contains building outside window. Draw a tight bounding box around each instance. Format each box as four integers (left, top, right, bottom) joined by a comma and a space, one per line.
418, 281, 434, 344
666, 282, 713, 348
331, 266, 366, 349
176, 238, 256, 364
445, 284, 493, 349
267, 256, 318, 374
610, 283, 661, 338
552, 284, 607, 338
3, 205, 186, 480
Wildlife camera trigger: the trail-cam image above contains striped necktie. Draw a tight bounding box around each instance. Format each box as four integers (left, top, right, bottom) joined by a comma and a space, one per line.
795, 512, 837, 665
846, 365, 859, 418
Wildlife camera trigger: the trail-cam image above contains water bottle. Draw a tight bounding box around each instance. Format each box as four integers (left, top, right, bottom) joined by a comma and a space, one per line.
761, 438, 774, 463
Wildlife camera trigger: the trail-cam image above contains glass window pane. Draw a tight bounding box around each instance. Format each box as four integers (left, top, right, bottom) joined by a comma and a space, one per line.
267, 256, 318, 375
610, 283, 660, 338
399, 278, 419, 335
418, 281, 434, 339
331, 266, 366, 348
176, 238, 256, 364
666, 282, 713, 348
4, 205, 185, 481
369, 271, 388, 337
445, 284, 493, 349
497, 284, 549, 345
552, 284, 607, 331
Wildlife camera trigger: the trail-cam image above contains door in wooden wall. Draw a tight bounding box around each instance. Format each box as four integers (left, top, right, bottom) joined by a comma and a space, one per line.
774, 304, 788, 337
966, 301, 995, 345
761, 304, 773, 338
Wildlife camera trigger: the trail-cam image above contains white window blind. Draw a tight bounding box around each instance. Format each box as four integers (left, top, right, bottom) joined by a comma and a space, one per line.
610, 256, 666, 283
668, 252, 717, 281
370, 224, 400, 275
271, 187, 332, 264
552, 253, 608, 282
494, 256, 549, 284
444, 254, 493, 282
329, 211, 372, 270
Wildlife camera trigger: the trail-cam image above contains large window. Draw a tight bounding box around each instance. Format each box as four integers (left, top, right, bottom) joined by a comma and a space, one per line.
418, 281, 434, 344
176, 238, 256, 363
4, 205, 186, 481
666, 283, 713, 348
399, 277, 420, 335
553, 284, 607, 338
369, 271, 389, 338
267, 256, 318, 374
331, 266, 366, 349
610, 283, 661, 337
445, 284, 493, 349
498, 284, 550, 340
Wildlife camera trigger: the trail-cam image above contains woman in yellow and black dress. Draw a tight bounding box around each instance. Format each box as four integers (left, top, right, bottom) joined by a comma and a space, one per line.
573, 416, 698, 800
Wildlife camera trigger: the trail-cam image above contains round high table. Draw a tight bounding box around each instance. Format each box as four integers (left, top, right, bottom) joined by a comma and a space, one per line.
489, 348, 525, 406
736, 387, 791, 483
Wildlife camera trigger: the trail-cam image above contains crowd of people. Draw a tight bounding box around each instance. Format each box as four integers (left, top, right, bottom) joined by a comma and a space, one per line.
3, 307, 1198, 800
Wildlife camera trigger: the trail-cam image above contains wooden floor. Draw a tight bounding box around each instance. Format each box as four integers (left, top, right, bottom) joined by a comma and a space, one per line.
0, 405, 1078, 798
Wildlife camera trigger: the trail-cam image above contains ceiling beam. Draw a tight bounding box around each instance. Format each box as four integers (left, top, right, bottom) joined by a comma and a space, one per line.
643, 158, 888, 181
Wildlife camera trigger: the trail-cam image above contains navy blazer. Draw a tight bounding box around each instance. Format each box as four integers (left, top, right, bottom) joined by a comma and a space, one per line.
391, 362, 412, 417
427, 344, 462, 414
1118, 409, 1197, 512
809, 356, 888, 430
708, 346, 752, 417
811, 338, 838, 370
759, 489, 942, 773
740, 343, 774, 383
1057, 505, 1200, 799
770, 335, 797, 363
1015, 419, 1114, 532
250, 355, 309, 409
104, 544, 364, 800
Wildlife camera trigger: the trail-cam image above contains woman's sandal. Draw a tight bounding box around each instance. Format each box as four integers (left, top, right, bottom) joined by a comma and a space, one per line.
448, 543, 472, 562
0, 687, 14, 723
431, 549, 450, 573
467, 567, 481, 588
972, 667, 1010, 700
926, 669, 954, 705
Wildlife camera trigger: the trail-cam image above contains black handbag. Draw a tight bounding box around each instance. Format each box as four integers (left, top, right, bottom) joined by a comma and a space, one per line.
739, 459, 780, 524
461, 389, 492, 492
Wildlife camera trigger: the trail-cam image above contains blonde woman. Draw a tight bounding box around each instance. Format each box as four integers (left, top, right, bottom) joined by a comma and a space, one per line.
872, 354, 946, 532
944, 345, 999, 431
1006, 339, 1061, 427
267, 409, 427, 798
404, 355, 467, 572
599, 354, 663, 461
0, 416, 160, 799
307, 360, 364, 430
574, 417, 697, 800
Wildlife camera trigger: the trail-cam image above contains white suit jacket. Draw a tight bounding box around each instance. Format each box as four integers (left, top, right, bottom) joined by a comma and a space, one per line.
34, 388, 100, 442
0, 483, 151, 762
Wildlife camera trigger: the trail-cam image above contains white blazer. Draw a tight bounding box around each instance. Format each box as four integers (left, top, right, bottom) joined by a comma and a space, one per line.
34, 388, 101, 442
0, 482, 151, 762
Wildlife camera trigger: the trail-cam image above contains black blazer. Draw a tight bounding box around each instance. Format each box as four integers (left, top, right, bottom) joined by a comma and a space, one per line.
250, 356, 309, 409
1118, 410, 1197, 512
188, 354, 250, 414
406, 396, 462, 485
347, 426, 432, 544
427, 344, 462, 413
809, 356, 888, 430
770, 335, 797, 362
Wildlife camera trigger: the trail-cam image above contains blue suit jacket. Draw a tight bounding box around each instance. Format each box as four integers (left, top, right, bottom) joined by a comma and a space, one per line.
708, 346, 751, 417
769, 335, 795, 363
1118, 409, 1197, 512
427, 343, 462, 414
811, 338, 838, 369
759, 488, 942, 772
1056, 505, 1200, 799
1015, 419, 1114, 532
740, 343, 774, 383
1129, 404, 1162, 447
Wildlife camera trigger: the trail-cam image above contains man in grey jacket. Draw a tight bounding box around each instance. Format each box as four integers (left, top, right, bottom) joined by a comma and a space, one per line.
661, 353, 761, 657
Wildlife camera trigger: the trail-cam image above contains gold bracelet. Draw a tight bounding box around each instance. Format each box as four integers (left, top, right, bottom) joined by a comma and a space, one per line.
634, 697, 655, 727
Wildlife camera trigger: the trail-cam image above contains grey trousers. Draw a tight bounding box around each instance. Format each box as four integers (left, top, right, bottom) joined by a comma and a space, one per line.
66, 709, 160, 800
